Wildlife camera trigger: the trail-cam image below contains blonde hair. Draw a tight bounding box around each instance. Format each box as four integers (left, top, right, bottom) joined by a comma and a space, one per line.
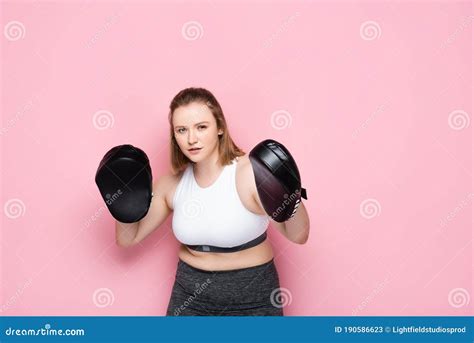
168, 87, 244, 174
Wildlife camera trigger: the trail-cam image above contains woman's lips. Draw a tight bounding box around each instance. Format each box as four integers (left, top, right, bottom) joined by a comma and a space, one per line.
188, 147, 202, 154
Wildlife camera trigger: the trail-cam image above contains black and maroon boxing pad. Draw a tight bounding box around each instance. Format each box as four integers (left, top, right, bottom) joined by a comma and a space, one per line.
249, 139, 307, 223
95, 144, 153, 223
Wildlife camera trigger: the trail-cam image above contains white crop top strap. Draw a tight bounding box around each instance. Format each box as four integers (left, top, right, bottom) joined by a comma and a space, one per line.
172, 158, 269, 249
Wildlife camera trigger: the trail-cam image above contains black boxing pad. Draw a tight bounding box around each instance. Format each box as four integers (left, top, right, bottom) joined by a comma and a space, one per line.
95, 144, 153, 223
249, 139, 307, 222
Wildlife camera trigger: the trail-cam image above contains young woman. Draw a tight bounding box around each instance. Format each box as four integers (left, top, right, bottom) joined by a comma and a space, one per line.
114, 87, 310, 315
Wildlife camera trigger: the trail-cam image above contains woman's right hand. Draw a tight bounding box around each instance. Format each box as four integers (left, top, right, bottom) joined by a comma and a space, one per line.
96, 144, 153, 223
95, 144, 172, 247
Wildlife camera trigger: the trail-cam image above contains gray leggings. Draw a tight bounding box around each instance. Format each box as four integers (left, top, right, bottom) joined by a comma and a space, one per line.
166, 258, 284, 316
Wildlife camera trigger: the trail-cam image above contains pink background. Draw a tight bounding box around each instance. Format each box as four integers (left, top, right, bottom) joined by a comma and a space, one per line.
1, 0, 472, 316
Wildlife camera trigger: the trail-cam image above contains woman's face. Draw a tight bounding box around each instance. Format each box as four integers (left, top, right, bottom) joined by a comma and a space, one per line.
172, 102, 223, 163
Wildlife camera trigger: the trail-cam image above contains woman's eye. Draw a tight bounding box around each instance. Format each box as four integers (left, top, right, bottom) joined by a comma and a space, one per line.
177, 128, 186, 134
198, 125, 207, 130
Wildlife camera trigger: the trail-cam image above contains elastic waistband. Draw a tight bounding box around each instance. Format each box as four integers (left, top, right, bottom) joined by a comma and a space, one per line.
186, 232, 267, 253
178, 258, 275, 274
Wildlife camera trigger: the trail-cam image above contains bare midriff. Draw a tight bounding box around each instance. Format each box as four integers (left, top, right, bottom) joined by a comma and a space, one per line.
178, 239, 274, 271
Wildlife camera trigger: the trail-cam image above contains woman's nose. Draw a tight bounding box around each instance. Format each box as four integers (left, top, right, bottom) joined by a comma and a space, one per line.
188, 130, 197, 144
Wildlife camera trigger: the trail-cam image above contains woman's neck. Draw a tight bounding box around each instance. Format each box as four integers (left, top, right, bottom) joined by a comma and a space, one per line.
193, 150, 222, 178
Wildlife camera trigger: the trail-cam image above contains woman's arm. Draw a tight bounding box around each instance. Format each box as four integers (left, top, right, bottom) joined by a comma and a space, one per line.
115, 221, 139, 247
246, 160, 310, 244
269, 202, 310, 244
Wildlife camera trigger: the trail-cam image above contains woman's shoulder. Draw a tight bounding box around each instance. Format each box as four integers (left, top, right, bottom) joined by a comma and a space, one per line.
235, 153, 250, 165
235, 153, 266, 214
153, 169, 184, 197
235, 153, 255, 186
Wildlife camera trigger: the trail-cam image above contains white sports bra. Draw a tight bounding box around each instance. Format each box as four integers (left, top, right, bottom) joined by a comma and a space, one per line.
172, 158, 269, 248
